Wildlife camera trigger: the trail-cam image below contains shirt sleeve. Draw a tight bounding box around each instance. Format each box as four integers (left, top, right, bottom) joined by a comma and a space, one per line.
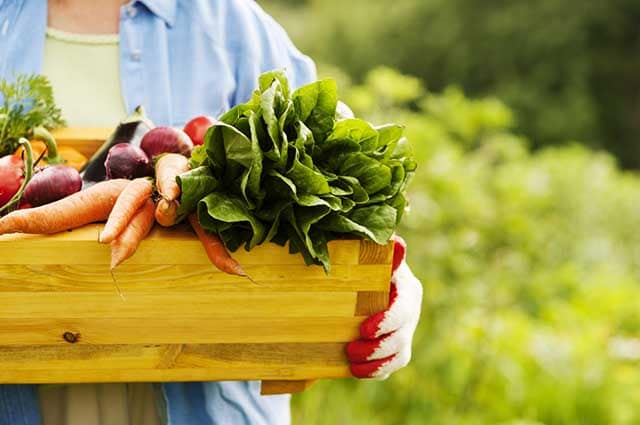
225, 0, 318, 106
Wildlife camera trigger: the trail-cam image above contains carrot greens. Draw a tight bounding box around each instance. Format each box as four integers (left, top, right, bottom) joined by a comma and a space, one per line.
0, 74, 65, 156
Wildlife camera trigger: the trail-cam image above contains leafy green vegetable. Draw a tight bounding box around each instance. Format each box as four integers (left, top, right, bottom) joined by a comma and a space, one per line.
0, 74, 65, 156
179, 70, 415, 271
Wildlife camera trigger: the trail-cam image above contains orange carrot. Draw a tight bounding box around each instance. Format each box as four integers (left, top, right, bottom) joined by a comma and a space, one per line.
99, 178, 153, 244
155, 198, 179, 227
188, 213, 246, 276
0, 179, 129, 235
110, 198, 155, 270
156, 153, 189, 201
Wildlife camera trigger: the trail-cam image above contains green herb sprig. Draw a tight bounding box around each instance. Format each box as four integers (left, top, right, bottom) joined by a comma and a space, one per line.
0, 74, 65, 156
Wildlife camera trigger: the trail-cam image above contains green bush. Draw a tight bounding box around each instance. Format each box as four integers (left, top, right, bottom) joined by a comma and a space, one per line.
291, 67, 640, 425
263, 0, 640, 168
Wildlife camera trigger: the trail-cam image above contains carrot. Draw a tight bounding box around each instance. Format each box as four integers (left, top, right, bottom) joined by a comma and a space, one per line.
99, 178, 153, 244
156, 153, 189, 202
188, 213, 246, 276
0, 179, 129, 235
110, 198, 155, 270
155, 198, 179, 227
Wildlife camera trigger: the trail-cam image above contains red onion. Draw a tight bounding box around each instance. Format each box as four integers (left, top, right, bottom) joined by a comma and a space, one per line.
20, 165, 82, 208
105, 143, 152, 180
140, 127, 194, 158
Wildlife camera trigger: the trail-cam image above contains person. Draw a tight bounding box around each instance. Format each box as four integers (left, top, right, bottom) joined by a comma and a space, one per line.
0, 1, 424, 424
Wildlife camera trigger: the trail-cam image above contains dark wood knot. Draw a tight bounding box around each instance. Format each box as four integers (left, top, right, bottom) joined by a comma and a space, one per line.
63, 332, 80, 344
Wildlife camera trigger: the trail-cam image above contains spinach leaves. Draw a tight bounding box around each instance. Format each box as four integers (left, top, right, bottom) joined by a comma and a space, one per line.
179, 71, 416, 271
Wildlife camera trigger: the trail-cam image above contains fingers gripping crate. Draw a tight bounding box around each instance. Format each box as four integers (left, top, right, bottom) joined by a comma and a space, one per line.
0, 129, 393, 395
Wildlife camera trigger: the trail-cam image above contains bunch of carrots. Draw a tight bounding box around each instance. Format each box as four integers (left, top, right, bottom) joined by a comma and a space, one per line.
0, 152, 247, 278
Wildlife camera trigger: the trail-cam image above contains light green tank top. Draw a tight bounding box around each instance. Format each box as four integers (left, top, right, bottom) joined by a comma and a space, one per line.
41, 27, 127, 127
38, 28, 161, 425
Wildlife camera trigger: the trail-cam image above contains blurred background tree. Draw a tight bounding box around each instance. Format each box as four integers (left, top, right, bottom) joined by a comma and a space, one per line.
264, 0, 640, 168
258, 1, 640, 424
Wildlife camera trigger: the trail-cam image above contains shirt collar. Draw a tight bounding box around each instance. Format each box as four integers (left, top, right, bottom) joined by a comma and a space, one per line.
133, 0, 177, 27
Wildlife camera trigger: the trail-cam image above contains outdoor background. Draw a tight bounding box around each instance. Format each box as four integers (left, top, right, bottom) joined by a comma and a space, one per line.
261, 1, 640, 424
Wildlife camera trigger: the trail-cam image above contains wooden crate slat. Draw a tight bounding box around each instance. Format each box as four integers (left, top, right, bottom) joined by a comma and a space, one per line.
0, 369, 347, 384
0, 264, 390, 292
0, 343, 346, 370
355, 291, 391, 316
0, 317, 365, 346
50, 128, 112, 158
261, 380, 317, 395
0, 292, 358, 319
0, 225, 362, 266
0, 343, 349, 383
359, 239, 394, 265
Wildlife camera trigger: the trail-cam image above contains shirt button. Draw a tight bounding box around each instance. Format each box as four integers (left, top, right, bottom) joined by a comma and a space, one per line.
1, 20, 8, 36
127, 5, 137, 18
130, 51, 141, 61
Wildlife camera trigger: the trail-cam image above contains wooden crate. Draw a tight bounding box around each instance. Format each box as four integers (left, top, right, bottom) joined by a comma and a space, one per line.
0, 129, 392, 394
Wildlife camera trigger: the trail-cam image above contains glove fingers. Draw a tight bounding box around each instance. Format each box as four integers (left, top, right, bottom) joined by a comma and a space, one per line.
347, 325, 413, 362
350, 347, 412, 379
347, 334, 393, 363
350, 354, 396, 379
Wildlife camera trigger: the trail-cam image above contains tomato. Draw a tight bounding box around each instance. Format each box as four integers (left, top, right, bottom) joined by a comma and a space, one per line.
183, 116, 216, 146
0, 155, 24, 207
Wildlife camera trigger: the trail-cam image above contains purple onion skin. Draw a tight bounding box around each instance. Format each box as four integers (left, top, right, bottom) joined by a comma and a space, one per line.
140, 127, 194, 158
105, 143, 153, 180
21, 165, 82, 207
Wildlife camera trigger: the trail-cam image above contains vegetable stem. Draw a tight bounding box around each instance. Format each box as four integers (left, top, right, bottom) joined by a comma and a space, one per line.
0, 138, 34, 213
32, 126, 63, 164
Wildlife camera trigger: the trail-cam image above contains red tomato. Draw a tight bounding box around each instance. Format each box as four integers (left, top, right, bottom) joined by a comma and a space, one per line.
183, 116, 216, 146
0, 155, 24, 207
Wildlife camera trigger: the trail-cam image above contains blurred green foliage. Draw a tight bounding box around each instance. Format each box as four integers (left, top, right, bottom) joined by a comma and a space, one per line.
288, 67, 640, 424
258, 1, 640, 421
263, 0, 640, 168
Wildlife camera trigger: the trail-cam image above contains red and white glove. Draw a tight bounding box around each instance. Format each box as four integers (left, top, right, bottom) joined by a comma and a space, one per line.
346, 236, 423, 379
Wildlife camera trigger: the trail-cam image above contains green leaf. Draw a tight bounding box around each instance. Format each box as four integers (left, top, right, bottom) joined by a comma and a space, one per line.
390, 136, 414, 160
219, 100, 257, 126
287, 148, 331, 195
325, 118, 379, 152
287, 205, 333, 271
259, 70, 290, 101
260, 81, 282, 157
176, 166, 220, 216
319, 204, 397, 244
197, 192, 266, 250
242, 112, 265, 206
339, 176, 370, 203
388, 193, 407, 225
293, 78, 338, 142
188, 145, 208, 169
375, 123, 405, 148
267, 169, 298, 199
339, 153, 392, 194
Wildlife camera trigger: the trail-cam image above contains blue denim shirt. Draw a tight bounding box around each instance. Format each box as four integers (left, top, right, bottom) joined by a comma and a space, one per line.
0, 1, 317, 424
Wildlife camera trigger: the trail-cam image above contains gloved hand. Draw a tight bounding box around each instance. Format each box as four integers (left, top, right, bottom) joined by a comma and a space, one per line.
346, 236, 423, 379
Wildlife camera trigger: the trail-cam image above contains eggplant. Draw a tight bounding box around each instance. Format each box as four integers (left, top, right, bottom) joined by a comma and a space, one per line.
81, 106, 154, 184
